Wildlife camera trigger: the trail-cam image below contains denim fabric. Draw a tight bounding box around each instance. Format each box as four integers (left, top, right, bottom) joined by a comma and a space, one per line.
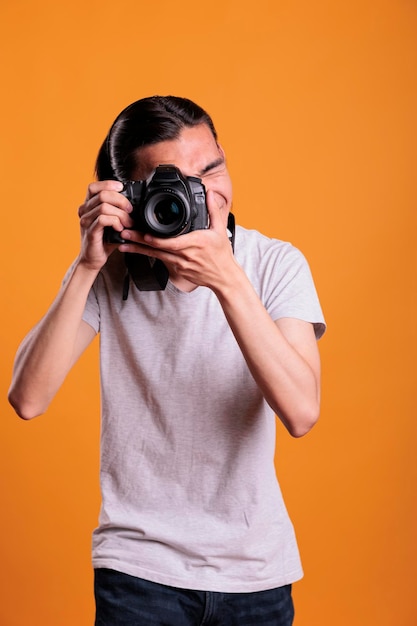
94, 568, 294, 626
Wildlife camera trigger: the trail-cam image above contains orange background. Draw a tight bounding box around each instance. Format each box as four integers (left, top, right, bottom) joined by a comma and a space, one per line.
1, 1, 416, 624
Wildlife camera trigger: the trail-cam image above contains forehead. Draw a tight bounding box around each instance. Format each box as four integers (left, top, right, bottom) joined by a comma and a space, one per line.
132, 123, 221, 179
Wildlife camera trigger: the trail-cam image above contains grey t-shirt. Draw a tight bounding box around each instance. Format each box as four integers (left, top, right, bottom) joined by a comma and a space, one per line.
82, 225, 325, 592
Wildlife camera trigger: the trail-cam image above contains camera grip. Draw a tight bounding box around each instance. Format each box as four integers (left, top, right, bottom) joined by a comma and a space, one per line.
103, 226, 129, 244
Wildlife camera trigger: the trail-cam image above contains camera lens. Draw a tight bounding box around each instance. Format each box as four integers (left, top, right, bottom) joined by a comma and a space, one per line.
145, 191, 190, 236
154, 199, 182, 226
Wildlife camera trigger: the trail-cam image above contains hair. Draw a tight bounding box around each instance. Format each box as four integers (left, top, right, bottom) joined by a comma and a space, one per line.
95, 95, 218, 182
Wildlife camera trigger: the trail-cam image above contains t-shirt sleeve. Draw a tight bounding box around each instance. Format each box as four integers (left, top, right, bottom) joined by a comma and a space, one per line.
82, 285, 100, 334
263, 243, 326, 339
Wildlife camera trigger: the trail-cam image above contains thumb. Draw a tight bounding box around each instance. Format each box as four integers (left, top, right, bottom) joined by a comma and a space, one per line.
205, 189, 224, 232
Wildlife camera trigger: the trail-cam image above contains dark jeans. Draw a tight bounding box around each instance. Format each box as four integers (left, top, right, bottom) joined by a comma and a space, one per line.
94, 568, 294, 626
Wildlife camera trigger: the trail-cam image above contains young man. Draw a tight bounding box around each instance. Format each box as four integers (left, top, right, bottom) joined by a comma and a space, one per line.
9, 96, 325, 625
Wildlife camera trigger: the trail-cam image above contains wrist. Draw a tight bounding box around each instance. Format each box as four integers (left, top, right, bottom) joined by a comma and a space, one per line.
72, 256, 101, 286
211, 259, 249, 302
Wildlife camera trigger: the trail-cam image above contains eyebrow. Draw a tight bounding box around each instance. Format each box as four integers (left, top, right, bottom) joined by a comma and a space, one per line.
198, 157, 225, 176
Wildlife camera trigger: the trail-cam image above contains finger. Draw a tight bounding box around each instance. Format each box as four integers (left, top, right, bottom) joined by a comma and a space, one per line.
140, 230, 195, 252
85, 180, 123, 201
117, 234, 179, 261
80, 204, 134, 233
205, 190, 224, 231
84, 189, 132, 213
79, 191, 133, 227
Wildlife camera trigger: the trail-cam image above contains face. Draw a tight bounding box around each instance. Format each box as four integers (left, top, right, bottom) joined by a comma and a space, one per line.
131, 124, 233, 226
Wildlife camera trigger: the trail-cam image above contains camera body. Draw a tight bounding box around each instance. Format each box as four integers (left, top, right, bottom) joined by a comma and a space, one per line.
104, 164, 208, 243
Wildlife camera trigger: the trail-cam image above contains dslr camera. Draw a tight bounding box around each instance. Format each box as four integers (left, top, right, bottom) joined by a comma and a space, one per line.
104, 164, 208, 243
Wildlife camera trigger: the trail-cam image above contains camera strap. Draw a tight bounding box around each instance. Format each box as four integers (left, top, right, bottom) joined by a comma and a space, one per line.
122, 212, 235, 299
122, 254, 169, 299
227, 212, 235, 252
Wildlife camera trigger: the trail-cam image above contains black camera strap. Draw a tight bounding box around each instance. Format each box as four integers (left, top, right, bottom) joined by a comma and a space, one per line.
227, 212, 235, 252
122, 213, 236, 300
122, 255, 169, 299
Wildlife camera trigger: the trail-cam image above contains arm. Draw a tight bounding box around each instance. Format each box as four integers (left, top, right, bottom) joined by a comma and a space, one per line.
8, 180, 133, 420
8, 266, 98, 419
212, 269, 321, 437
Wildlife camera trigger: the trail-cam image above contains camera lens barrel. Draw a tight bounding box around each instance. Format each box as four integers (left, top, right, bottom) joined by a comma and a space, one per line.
144, 190, 191, 237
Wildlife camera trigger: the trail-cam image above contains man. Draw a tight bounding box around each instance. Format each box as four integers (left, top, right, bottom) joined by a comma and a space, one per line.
9, 95, 325, 625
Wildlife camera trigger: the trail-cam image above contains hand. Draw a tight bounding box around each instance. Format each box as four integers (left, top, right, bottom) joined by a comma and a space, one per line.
117, 189, 238, 290
77, 180, 134, 270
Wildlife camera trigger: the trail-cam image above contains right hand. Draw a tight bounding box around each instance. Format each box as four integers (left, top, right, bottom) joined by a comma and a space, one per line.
77, 180, 134, 270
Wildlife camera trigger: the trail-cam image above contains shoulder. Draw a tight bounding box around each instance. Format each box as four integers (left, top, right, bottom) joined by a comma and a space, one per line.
235, 226, 326, 337
234, 225, 308, 274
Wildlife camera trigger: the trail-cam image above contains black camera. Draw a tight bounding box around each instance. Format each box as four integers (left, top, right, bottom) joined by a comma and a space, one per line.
104, 164, 208, 243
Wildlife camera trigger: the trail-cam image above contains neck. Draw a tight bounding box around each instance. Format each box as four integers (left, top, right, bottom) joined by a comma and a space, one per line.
167, 265, 198, 292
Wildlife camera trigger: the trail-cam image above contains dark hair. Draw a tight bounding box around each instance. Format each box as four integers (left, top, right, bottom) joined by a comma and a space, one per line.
95, 95, 218, 181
